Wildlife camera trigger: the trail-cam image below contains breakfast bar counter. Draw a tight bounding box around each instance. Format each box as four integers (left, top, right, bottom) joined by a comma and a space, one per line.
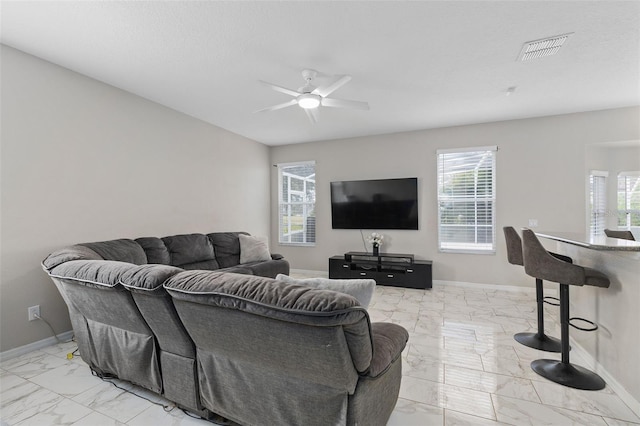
536, 231, 640, 255
536, 231, 639, 413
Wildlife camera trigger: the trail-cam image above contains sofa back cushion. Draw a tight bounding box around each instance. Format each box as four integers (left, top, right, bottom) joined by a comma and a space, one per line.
135, 237, 171, 265
80, 239, 147, 265
42, 244, 103, 271
162, 234, 219, 270
207, 232, 248, 268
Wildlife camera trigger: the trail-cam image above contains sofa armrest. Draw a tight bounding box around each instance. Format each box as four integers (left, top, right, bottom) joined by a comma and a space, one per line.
271, 253, 284, 260
366, 322, 409, 378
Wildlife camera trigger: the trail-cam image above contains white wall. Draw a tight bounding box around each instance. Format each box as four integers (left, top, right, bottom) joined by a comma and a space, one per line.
270, 107, 640, 286
0, 46, 270, 352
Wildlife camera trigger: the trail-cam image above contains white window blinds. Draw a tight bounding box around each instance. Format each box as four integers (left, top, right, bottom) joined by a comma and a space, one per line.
278, 161, 316, 245
437, 146, 497, 253
589, 171, 608, 237
617, 172, 640, 229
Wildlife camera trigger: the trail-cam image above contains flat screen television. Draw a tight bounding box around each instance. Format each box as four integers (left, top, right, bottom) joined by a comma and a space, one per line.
330, 177, 418, 230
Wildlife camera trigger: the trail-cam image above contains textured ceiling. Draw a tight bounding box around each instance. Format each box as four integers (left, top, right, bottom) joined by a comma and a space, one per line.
1, 1, 639, 146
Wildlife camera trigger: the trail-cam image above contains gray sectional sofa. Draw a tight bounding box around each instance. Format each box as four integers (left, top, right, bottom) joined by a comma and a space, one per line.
42, 231, 409, 425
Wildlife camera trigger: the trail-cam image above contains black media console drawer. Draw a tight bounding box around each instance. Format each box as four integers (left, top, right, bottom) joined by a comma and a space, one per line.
328, 254, 432, 289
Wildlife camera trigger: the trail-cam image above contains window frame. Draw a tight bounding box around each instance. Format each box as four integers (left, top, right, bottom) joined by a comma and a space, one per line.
436, 146, 497, 254
617, 171, 640, 229
588, 170, 608, 238
277, 161, 316, 246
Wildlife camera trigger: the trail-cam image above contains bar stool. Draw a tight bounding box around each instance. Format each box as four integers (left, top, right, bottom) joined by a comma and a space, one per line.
503, 226, 571, 352
522, 229, 610, 390
604, 229, 635, 241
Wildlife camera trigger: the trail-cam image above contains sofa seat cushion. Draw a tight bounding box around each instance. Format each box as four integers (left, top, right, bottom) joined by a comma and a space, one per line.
218, 266, 254, 275
239, 259, 288, 279
367, 322, 409, 377
276, 275, 376, 308
178, 260, 221, 271
162, 234, 219, 269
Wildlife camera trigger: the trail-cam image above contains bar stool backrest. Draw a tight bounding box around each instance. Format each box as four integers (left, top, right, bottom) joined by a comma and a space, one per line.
522, 229, 586, 286
503, 226, 524, 266
604, 229, 635, 241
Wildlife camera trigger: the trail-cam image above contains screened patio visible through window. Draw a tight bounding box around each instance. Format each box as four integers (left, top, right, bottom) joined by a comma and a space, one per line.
437, 146, 497, 253
278, 161, 316, 245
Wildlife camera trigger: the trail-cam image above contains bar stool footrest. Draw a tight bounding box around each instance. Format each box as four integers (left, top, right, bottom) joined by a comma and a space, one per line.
543, 296, 560, 306
514, 332, 562, 352
569, 317, 598, 332
531, 359, 606, 390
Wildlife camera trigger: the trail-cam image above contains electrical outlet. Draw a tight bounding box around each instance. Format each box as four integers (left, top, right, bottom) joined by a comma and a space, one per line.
528, 219, 539, 228
28, 305, 40, 322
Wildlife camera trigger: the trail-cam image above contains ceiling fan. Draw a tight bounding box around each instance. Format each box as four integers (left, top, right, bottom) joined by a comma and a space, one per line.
255, 69, 369, 123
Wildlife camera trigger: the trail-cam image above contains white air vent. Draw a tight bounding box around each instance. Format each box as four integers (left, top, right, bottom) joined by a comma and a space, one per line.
518, 33, 573, 61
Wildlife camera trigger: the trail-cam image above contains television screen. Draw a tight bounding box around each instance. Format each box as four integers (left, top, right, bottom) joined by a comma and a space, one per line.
330, 178, 418, 230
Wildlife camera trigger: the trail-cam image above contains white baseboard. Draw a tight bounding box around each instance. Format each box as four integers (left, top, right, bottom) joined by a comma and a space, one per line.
290, 273, 553, 295
0, 331, 74, 362
569, 337, 640, 418
433, 279, 554, 295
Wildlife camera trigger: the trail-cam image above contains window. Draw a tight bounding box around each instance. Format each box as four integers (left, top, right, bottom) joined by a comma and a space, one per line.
589, 170, 608, 237
617, 172, 640, 229
278, 161, 316, 245
437, 146, 497, 253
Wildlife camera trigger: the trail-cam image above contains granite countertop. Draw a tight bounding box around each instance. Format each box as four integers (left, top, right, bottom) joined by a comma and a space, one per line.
536, 231, 640, 252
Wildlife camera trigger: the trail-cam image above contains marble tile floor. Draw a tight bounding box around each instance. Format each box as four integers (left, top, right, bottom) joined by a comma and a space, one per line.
1, 277, 639, 426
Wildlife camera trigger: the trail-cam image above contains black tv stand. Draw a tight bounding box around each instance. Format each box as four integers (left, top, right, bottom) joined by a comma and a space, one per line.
329, 252, 432, 289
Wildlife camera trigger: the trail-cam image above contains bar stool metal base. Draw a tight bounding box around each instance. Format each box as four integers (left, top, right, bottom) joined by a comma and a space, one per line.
514, 332, 562, 352
531, 359, 606, 391
513, 278, 562, 352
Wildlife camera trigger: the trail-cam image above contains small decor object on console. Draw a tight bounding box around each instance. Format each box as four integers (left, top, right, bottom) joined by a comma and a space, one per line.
367, 232, 384, 256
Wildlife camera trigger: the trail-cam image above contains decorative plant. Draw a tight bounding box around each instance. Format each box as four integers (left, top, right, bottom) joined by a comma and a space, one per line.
367, 232, 384, 248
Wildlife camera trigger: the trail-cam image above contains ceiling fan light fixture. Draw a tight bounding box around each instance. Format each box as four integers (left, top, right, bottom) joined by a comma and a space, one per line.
297, 93, 321, 109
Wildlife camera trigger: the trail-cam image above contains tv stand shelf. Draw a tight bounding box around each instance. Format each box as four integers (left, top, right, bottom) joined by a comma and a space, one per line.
329, 252, 432, 289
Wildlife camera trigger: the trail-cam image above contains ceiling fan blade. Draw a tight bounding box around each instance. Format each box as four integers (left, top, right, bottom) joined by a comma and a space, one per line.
254, 99, 297, 113
304, 107, 319, 124
313, 75, 352, 97
321, 97, 370, 110
258, 80, 300, 97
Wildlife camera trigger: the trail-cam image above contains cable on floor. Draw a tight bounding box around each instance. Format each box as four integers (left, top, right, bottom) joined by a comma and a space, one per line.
91, 369, 175, 412
34, 313, 75, 344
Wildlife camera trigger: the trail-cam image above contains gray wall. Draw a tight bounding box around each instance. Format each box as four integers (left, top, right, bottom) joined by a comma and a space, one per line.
0, 46, 271, 352
270, 107, 640, 286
